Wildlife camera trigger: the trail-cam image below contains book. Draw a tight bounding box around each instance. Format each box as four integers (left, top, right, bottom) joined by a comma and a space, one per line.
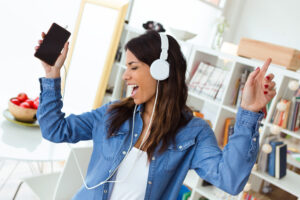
203, 67, 223, 99
275, 143, 287, 179
231, 78, 240, 105
236, 69, 250, 106
287, 97, 296, 130
223, 118, 235, 147
196, 63, 215, 95
268, 140, 283, 177
215, 70, 228, 101
188, 62, 207, 92
282, 99, 291, 129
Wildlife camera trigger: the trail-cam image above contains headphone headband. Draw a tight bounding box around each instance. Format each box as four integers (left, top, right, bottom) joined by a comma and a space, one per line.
159, 33, 168, 60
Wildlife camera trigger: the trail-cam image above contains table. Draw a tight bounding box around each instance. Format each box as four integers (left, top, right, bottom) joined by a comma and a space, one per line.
0, 113, 70, 192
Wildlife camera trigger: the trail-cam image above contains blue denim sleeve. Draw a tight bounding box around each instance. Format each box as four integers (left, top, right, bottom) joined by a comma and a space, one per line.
37, 77, 109, 143
191, 107, 264, 195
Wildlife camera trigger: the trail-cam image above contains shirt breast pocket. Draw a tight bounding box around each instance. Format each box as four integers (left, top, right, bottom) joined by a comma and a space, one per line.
165, 139, 195, 172
101, 131, 127, 160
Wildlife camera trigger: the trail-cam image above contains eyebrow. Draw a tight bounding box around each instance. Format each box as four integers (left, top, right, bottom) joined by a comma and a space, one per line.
127, 61, 139, 65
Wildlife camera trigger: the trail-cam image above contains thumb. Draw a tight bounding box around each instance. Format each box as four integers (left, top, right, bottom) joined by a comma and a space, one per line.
247, 67, 260, 85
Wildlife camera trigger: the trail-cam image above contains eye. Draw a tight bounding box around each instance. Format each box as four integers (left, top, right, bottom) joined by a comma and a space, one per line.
131, 66, 138, 70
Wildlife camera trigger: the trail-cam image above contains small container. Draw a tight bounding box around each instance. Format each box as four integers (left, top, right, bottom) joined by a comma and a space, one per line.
8, 99, 37, 123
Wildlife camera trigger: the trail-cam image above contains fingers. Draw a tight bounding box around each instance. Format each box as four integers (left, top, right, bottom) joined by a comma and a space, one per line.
247, 67, 260, 85
61, 42, 69, 58
260, 58, 272, 76
263, 73, 276, 95
264, 88, 276, 99
35, 32, 45, 51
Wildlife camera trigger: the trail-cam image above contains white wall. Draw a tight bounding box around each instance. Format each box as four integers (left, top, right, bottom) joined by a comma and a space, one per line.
226, 0, 300, 49
0, 0, 81, 108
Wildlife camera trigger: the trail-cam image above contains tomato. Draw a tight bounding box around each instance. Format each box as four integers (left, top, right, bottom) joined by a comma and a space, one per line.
20, 101, 31, 108
11, 98, 21, 106
34, 97, 39, 102
33, 101, 39, 109
25, 99, 34, 108
17, 93, 28, 102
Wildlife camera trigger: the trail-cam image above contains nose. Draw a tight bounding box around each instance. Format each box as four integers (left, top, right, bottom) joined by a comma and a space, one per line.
122, 68, 130, 81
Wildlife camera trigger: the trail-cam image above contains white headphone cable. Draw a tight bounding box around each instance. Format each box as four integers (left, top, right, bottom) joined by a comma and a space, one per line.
67, 81, 159, 190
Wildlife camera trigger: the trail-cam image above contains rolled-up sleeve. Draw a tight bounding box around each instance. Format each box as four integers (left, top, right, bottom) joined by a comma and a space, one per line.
190, 107, 264, 195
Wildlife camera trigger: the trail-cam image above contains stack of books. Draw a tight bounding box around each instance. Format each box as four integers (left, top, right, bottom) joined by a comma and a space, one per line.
271, 87, 300, 131
188, 62, 228, 101
267, 140, 287, 179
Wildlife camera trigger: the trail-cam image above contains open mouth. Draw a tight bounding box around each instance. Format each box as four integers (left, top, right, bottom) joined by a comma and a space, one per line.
130, 84, 139, 97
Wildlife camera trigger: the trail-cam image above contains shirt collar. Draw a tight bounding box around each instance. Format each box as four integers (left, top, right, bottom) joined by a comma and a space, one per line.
136, 104, 144, 113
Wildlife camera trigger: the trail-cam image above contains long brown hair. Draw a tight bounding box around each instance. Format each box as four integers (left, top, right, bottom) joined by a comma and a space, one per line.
107, 31, 192, 159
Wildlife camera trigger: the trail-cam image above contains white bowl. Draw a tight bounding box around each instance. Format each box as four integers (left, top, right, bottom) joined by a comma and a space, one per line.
169, 27, 197, 41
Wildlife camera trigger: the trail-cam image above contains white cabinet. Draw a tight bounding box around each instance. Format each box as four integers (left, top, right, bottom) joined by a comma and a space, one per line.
105, 24, 300, 200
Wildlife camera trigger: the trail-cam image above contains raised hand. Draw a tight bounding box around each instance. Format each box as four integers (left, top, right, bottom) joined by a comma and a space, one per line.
240, 58, 276, 112
35, 32, 69, 78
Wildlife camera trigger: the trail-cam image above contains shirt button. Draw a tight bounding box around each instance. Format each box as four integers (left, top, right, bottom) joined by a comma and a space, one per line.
134, 134, 138, 137
122, 151, 126, 155
152, 156, 155, 161
148, 181, 152, 185
104, 190, 107, 193
253, 138, 257, 142
178, 145, 183, 149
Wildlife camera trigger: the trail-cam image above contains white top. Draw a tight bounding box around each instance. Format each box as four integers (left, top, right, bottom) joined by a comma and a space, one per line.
110, 147, 150, 200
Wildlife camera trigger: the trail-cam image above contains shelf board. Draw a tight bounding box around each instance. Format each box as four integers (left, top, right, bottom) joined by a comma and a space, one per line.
188, 91, 221, 106
265, 122, 300, 140
195, 185, 239, 200
183, 170, 199, 189
222, 105, 238, 114
252, 169, 300, 197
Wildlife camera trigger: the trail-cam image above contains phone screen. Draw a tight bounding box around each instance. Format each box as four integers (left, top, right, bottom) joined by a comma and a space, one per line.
34, 23, 71, 66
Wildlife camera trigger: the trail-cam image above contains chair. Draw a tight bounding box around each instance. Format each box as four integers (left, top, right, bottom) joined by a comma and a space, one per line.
13, 146, 93, 200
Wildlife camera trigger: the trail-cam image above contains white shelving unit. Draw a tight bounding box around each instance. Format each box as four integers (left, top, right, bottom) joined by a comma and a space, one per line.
106, 24, 300, 200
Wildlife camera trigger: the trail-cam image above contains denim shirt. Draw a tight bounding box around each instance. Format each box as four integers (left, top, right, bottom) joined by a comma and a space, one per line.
37, 77, 264, 200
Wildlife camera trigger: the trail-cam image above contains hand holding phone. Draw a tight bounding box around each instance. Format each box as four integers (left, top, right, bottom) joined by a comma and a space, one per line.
34, 23, 71, 66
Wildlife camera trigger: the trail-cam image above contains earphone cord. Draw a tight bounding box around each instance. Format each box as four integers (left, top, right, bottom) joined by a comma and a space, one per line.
67, 81, 160, 190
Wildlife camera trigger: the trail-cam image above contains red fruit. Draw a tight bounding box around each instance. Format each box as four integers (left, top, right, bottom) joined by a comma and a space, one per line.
11, 98, 21, 106
17, 93, 28, 102
25, 99, 34, 108
33, 101, 39, 109
20, 102, 31, 108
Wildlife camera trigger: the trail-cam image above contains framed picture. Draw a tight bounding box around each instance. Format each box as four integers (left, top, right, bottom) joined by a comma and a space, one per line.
61, 0, 128, 115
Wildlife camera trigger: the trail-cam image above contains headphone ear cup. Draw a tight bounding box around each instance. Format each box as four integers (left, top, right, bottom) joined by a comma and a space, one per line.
150, 59, 169, 81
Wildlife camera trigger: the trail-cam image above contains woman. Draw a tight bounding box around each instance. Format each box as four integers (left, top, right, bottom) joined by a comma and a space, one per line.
36, 30, 276, 200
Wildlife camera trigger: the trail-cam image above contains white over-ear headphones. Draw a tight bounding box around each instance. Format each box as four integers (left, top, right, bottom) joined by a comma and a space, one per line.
150, 33, 170, 81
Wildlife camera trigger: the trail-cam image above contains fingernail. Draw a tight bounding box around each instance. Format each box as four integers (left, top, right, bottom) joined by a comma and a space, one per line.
256, 67, 260, 71
264, 84, 269, 89
264, 91, 268, 95
266, 76, 270, 80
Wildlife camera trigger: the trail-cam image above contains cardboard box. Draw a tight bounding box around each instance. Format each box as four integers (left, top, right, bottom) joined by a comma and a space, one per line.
237, 38, 300, 71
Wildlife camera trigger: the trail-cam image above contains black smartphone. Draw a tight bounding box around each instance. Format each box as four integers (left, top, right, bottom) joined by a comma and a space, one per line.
34, 23, 71, 66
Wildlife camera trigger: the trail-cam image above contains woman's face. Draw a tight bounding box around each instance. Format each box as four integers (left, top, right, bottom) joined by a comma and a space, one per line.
122, 50, 157, 105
